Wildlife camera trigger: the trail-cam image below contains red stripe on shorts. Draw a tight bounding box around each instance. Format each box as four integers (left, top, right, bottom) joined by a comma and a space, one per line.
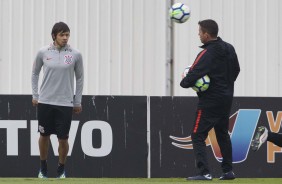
193, 109, 202, 133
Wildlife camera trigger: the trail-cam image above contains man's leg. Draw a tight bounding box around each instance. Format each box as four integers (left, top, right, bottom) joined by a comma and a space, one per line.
54, 105, 73, 178
214, 116, 233, 173
187, 109, 214, 180
214, 116, 235, 180
251, 126, 268, 151
252, 126, 282, 151
38, 135, 50, 178
268, 132, 282, 147
191, 130, 210, 174
58, 138, 69, 165
57, 138, 69, 178
39, 135, 50, 160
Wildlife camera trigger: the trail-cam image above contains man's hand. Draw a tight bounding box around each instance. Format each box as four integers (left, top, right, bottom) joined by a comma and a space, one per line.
73, 106, 82, 114
32, 99, 38, 106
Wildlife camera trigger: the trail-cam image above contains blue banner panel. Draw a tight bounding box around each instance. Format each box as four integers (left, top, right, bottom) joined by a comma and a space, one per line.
0, 95, 147, 178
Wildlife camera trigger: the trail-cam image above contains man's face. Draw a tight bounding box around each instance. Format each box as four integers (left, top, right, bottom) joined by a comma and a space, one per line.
54, 31, 70, 48
198, 26, 208, 44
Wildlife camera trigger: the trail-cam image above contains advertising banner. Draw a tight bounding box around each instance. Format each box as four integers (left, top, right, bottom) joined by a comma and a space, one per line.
0, 95, 147, 177
150, 97, 282, 178
1, 95, 282, 178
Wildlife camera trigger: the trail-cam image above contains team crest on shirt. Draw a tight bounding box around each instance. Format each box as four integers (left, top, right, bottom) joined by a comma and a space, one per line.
64, 55, 73, 64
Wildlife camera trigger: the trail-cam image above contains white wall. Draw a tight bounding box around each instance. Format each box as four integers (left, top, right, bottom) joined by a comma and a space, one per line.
173, 0, 282, 97
0, 0, 281, 96
0, 0, 168, 95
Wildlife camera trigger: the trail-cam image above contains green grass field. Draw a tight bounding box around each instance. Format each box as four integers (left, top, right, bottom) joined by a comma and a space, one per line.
0, 178, 282, 184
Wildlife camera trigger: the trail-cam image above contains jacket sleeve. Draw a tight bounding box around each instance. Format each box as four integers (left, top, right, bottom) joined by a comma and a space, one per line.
233, 51, 240, 81
31, 50, 43, 100
73, 52, 84, 107
228, 45, 240, 82
180, 50, 212, 88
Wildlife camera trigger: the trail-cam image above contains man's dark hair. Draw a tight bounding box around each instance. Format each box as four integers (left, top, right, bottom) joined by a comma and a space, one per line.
198, 19, 218, 38
51, 22, 70, 41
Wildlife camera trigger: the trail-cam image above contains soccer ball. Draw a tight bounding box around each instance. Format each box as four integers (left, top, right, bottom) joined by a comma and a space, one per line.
169, 3, 191, 23
182, 66, 210, 92
193, 75, 210, 92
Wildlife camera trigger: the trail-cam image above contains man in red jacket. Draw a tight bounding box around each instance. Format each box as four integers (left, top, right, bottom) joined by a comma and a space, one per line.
180, 19, 240, 180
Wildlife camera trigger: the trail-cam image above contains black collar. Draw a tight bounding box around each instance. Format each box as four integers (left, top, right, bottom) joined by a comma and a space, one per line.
200, 37, 222, 49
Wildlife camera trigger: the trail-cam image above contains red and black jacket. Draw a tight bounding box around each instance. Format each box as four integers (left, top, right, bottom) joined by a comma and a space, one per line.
180, 37, 240, 115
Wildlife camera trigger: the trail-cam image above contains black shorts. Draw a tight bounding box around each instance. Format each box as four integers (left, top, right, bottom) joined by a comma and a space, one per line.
37, 103, 73, 139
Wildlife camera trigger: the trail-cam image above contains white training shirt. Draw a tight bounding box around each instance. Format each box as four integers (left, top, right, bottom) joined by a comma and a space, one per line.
32, 43, 84, 107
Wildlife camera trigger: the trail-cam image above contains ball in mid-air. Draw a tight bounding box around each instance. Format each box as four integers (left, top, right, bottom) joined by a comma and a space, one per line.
169, 3, 191, 23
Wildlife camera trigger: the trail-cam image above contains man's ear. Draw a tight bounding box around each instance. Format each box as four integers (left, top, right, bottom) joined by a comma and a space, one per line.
205, 32, 211, 39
